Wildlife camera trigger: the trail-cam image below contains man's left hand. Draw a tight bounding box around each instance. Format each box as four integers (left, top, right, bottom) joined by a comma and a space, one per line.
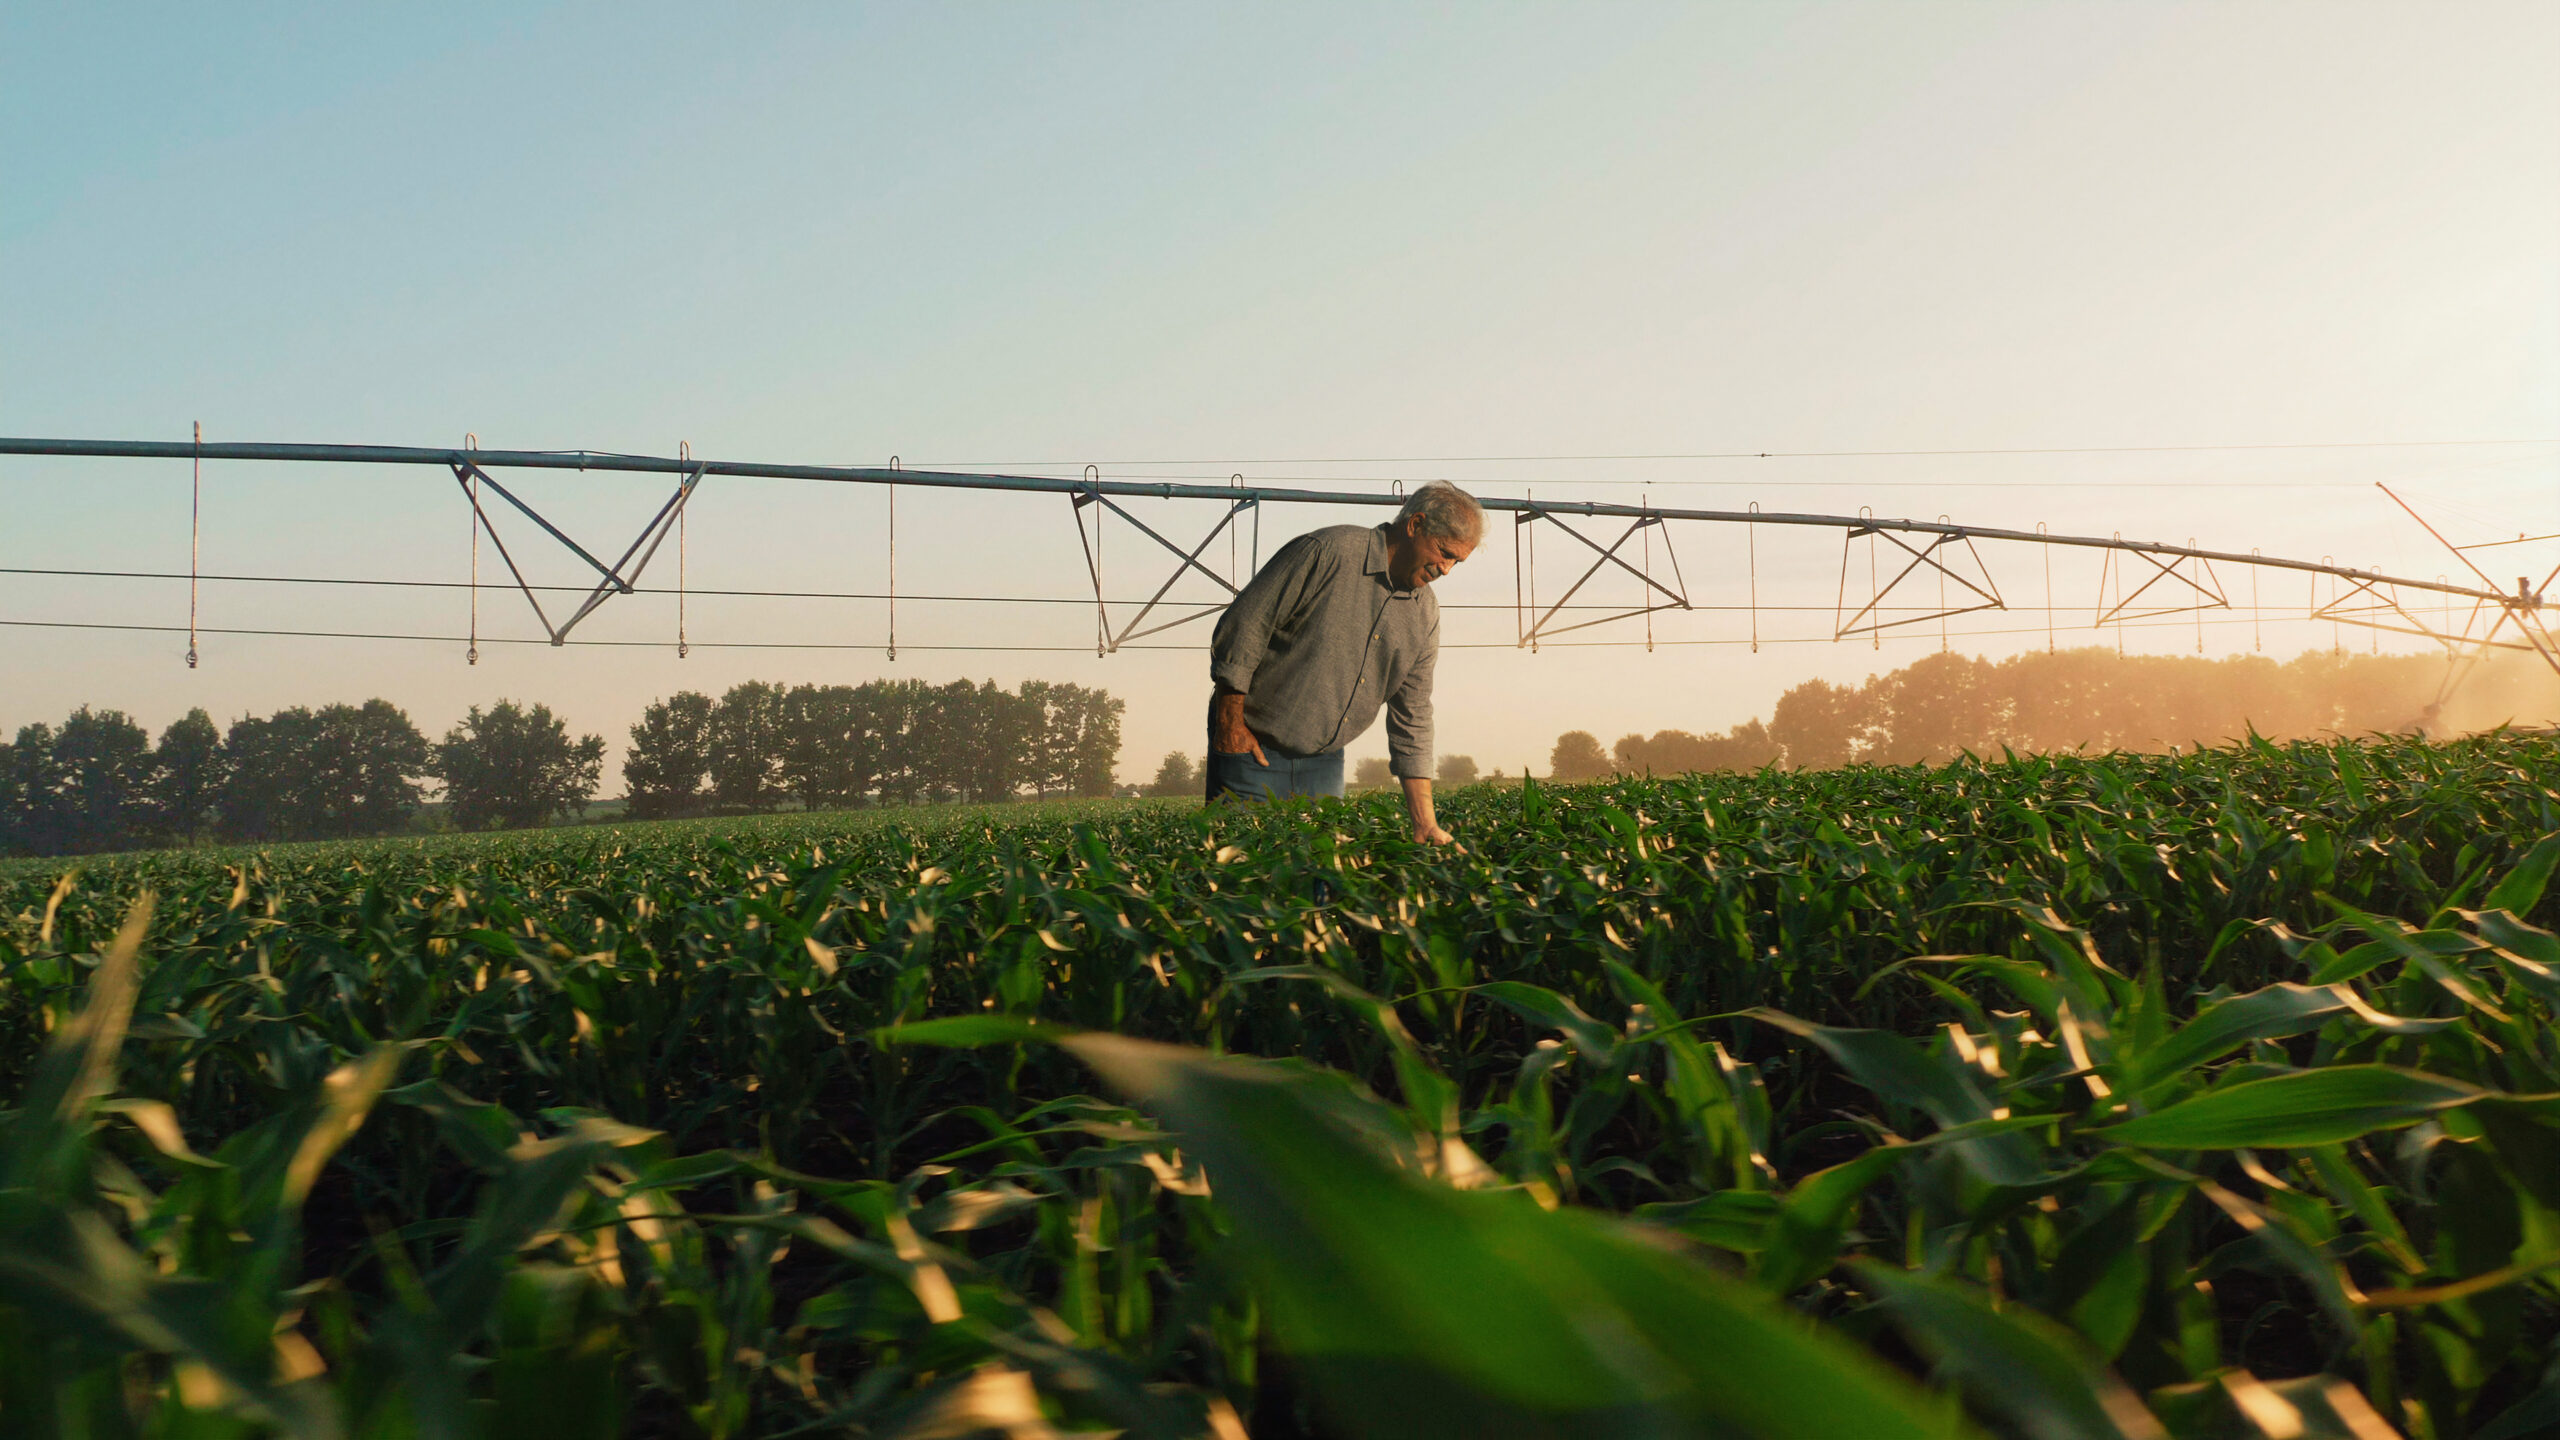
1400, 775, 1452, 845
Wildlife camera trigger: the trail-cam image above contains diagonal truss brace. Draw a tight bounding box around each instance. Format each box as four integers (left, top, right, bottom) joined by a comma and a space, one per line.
2375, 484, 2560, 680
2301, 574, 2518, 654
1069, 487, 1257, 655
1834, 524, 2004, 639
453, 459, 705, 646
1515, 506, 1690, 647
2094, 545, 2228, 627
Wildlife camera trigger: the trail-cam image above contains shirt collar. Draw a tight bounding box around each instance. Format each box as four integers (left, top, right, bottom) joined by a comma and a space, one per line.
1366, 523, 1406, 590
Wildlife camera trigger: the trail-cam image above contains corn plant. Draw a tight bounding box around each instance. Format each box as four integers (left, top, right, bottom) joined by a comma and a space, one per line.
3, 733, 2558, 1435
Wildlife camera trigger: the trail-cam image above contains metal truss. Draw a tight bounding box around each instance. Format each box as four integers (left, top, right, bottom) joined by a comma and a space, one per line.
1833, 518, 2004, 640
452, 455, 704, 654
1069, 481, 1260, 655
2376, 485, 2560, 682
7, 435, 2551, 686
1512, 503, 1689, 649
2092, 542, 2227, 628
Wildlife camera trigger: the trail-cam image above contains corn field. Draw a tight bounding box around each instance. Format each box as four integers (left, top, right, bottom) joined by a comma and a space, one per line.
8, 734, 2560, 1438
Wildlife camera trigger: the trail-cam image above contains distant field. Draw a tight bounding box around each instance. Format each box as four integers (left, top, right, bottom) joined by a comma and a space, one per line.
0, 792, 1200, 882
9, 737, 2560, 1436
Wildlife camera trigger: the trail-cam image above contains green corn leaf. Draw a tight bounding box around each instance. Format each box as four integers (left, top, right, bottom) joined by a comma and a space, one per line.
2483, 832, 2560, 917
1749, 1009, 2045, 1186
1851, 1262, 2166, 1440
1634, 1190, 1781, 1253
2135, 982, 2448, 1090
1748, 1011, 1996, 1127
1477, 981, 1619, 1060
1066, 1035, 1971, 1440
2306, 939, 2405, 986
872, 1014, 1079, 1047
2098, 1065, 2484, 1149
487, 1267, 623, 1440
2465, 908, 2560, 1007
2134, 984, 2352, 1091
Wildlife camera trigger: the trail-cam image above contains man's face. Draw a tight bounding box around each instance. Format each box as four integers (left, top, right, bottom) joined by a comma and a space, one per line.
1389, 515, 1478, 590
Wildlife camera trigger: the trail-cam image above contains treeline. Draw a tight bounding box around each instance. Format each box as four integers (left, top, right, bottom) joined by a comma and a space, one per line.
1551, 646, 2555, 779
624, 679, 1123, 818
1, 700, 604, 856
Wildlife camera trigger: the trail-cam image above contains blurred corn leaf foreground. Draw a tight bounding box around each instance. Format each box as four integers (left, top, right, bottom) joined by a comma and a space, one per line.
1063, 1032, 1968, 1440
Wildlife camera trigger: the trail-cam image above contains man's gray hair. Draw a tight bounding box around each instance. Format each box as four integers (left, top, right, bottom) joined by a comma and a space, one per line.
1397, 480, 1485, 544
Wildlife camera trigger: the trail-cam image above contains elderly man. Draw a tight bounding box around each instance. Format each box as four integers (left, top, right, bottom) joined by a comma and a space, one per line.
1205, 480, 1483, 843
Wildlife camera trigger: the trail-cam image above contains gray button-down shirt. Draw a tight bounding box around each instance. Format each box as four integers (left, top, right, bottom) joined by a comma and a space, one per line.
1209, 523, 1437, 779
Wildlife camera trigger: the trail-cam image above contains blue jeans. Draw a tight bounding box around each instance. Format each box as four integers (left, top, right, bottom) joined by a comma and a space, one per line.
1206, 745, 1345, 802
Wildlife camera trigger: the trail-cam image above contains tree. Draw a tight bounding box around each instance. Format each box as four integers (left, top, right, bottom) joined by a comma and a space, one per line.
438, 700, 607, 831
624, 691, 717, 819
217, 710, 303, 842
871, 678, 934, 806
1872, 651, 2001, 765
312, 701, 437, 838
1353, 757, 1394, 790
1149, 752, 1197, 797
1611, 723, 1782, 778
1054, 684, 1126, 798
1436, 754, 1479, 788
709, 681, 787, 811
778, 684, 873, 811
2, 723, 62, 855
51, 708, 157, 854
220, 702, 432, 842
1768, 680, 1868, 769
152, 708, 226, 843
1023, 681, 1122, 798
1548, 731, 1611, 782
935, 678, 1040, 803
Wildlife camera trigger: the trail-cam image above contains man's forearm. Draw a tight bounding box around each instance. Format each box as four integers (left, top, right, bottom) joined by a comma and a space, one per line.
1210, 690, 1265, 760
1401, 776, 1439, 834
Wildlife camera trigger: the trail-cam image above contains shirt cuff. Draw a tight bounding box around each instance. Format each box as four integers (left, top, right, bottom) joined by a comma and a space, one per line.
1210, 660, 1257, 694
1389, 749, 1433, 780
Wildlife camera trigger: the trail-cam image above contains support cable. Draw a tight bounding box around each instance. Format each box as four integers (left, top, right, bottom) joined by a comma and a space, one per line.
1512, 503, 1524, 648
1937, 514, 1951, 654
678, 441, 691, 659
888, 457, 899, 662
2039, 522, 2053, 653
465, 433, 480, 665
1868, 515, 1879, 651
2325, 559, 2340, 654
186, 421, 201, 669
1747, 502, 1760, 654
1526, 490, 1538, 653
1643, 491, 1654, 654
2192, 544, 2205, 653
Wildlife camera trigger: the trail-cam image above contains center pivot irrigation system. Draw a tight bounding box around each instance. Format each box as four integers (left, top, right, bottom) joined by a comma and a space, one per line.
3, 434, 2553, 710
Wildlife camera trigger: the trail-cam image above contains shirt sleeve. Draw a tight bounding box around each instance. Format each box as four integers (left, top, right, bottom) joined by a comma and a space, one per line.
1385, 606, 1437, 779
1209, 532, 1324, 695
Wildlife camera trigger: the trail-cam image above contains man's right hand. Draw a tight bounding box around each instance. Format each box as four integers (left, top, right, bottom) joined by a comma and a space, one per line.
1210, 691, 1268, 766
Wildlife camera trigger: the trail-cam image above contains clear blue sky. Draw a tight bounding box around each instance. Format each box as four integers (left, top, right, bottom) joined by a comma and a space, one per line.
5, 2, 2556, 781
